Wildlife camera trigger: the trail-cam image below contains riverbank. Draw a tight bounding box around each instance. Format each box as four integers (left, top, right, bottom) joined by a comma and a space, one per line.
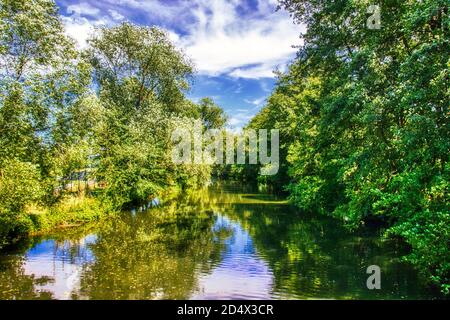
0, 194, 115, 250
0, 184, 185, 250
27, 195, 114, 235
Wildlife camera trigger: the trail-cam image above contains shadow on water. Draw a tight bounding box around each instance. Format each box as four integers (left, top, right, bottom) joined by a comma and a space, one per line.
0, 182, 444, 299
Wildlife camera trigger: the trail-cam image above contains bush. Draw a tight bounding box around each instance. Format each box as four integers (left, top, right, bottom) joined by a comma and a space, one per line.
0, 159, 44, 247
390, 210, 450, 294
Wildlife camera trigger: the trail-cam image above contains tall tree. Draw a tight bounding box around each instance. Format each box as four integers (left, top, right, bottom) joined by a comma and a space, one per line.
248, 0, 449, 292
88, 22, 193, 113
0, 0, 74, 80
198, 97, 227, 130
0, 0, 98, 244
87, 23, 209, 207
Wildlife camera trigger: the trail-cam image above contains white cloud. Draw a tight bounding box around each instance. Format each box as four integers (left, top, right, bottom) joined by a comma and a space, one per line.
60, 0, 303, 79
230, 63, 278, 79
166, 30, 181, 44
108, 9, 125, 21
104, 0, 303, 79
67, 3, 100, 16
228, 111, 253, 127
62, 16, 95, 49
61, 14, 111, 49
62, 3, 116, 49
176, 0, 303, 79
244, 97, 266, 107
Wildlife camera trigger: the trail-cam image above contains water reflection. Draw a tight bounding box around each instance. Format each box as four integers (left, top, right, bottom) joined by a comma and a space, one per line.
0, 183, 442, 299
23, 235, 96, 299
0, 235, 96, 300
192, 215, 273, 299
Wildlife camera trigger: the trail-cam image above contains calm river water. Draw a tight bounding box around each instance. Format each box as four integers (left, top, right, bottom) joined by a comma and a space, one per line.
0, 183, 442, 299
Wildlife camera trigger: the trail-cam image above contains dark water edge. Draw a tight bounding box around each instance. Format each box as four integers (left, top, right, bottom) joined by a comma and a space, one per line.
0, 183, 445, 300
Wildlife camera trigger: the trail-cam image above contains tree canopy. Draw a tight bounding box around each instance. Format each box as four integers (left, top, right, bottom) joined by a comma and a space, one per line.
236, 0, 449, 293
0, 5, 224, 246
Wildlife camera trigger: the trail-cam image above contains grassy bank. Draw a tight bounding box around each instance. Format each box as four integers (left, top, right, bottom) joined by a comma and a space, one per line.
27, 195, 115, 235
0, 185, 185, 250
0, 194, 116, 249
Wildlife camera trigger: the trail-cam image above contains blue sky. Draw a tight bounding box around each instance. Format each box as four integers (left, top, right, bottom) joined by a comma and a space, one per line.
55, 0, 304, 129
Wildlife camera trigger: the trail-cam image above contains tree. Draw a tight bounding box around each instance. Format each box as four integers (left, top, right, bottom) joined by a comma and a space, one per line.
198, 97, 227, 130
0, 0, 100, 244
0, 0, 74, 80
246, 0, 449, 292
87, 23, 212, 207
87, 22, 193, 113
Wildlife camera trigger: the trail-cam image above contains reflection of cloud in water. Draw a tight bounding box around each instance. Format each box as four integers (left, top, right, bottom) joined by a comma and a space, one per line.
23, 234, 97, 300
191, 215, 273, 299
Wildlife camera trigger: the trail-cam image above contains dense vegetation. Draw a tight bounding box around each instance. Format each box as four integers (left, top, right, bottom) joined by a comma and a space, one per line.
228, 0, 448, 293
0, 0, 225, 247
0, 0, 448, 295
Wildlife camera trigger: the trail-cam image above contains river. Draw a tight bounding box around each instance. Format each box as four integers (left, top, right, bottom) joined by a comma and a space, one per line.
0, 183, 441, 299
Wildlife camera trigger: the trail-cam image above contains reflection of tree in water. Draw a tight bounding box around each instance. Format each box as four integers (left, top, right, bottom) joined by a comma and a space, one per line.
0, 227, 104, 300
222, 200, 433, 299
0, 184, 438, 300
77, 192, 228, 299
0, 254, 54, 299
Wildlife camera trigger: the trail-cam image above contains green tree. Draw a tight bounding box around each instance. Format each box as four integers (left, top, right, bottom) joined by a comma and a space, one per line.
0, 0, 74, 80
87, 23, 212, 207
246, 0, 449, 292
87, 22, 193, 113
0, 0, 100, 245
198, 97, 227, 130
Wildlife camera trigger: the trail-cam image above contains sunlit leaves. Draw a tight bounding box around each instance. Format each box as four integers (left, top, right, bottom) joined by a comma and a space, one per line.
253, 0, 450, 292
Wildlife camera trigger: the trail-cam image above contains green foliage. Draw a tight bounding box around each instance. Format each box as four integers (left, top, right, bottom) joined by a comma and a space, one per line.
245, 0, 449, 292
87, 22, 193, 112
88, 23, 214, 208
0, 3, 222, 246
0, 159, 43, 213
389, 209, 450, 295
197, 97, 228, 130
0, 0, 75, 80
28, 195, 113, 232
0, 0, 96, 246
0, 159, 43, 247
